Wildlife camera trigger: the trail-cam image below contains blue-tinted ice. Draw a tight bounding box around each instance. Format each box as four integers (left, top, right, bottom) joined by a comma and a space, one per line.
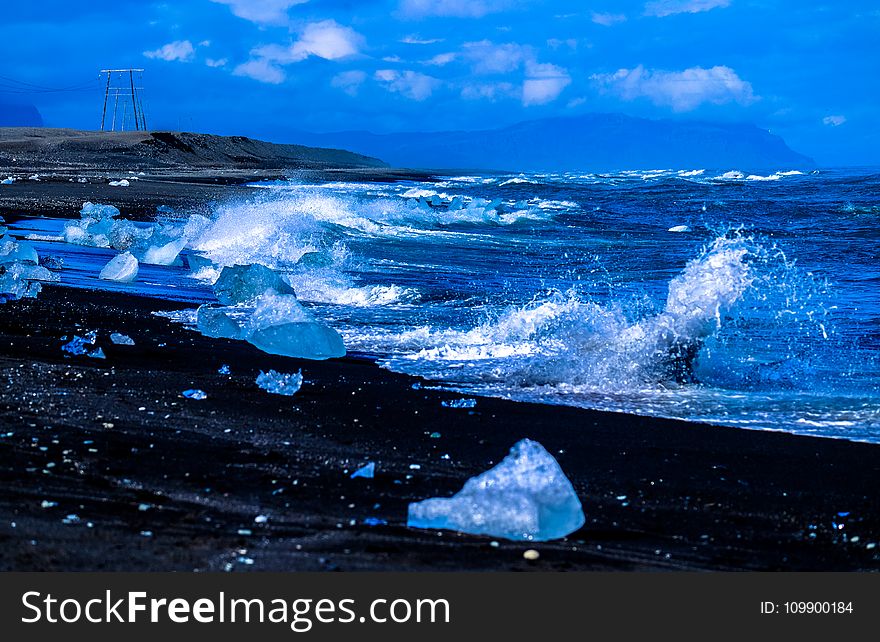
407, 439, 585, 541
255, 369, 303, 396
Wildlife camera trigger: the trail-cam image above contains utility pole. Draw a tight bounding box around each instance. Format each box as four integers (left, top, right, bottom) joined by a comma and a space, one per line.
99, 69, 147, 131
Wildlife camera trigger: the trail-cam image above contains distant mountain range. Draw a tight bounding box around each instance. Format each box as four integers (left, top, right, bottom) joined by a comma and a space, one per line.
291, 113, 814, 172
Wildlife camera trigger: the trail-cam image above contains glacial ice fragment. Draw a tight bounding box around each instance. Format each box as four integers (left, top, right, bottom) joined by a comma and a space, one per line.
255, 369, 303, 396
108, 179, 130, 187
99, 252, 139, 282
668, 225, 690, 233
0, 177, 13, 185
61, 333, 105, 359
182, 389, 207, 400
245, 291, 345, 360
213, 264, 295, 305
110, 333, 135, 345
80, 202, 120, 220
218, 364, 231, 374
0, 235, 39, 265
196, 305, 244, 339
141, 238, 186, 266
351, 462, 375, 479
407, 439, 585, 541
442, 398, 477, 409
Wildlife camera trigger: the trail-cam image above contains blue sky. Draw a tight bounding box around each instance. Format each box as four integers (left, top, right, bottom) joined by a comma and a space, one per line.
1, 1, 877, 165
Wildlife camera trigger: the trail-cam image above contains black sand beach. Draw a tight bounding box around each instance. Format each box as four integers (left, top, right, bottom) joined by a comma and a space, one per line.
0, 132, 878, 571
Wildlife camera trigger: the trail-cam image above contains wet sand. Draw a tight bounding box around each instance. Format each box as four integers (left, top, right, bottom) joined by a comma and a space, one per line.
0, 285, 877, 571
0, 167, 878, 571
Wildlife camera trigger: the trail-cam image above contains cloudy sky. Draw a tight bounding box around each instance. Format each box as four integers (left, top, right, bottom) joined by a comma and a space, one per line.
1, 1, 877, 165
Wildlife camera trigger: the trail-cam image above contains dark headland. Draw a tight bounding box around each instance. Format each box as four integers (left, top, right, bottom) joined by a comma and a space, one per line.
0, 128, 877, 572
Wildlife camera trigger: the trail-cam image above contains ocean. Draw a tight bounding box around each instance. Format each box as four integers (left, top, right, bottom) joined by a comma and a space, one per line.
12, 167, 880, 442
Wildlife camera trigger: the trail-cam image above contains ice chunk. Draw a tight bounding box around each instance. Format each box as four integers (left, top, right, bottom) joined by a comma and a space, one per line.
407, 439, 585, 541
61, 333, 105, 359
0, 235, 39, 265
196, 305, 245, 339
245, 291, 345, 360
351, 462, 375, 479
442, 398, 477, 409
141, 238, 186, 266
186, 252, 215, 274
110, 332, 135, 345
80, 202, 120, 220
217, 364, 231, 374
668, 225, 690, 233
109, 219, 153, 251
213, 263, 295, 305
108, 179, 130, 187
1, 177, 14, 185
182, 389, 207, 400
99, 252, 139, 282
255, 369, 303, 396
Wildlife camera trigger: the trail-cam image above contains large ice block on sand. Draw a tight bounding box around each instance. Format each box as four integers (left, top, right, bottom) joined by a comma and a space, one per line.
213, 263, 295, 305
407, 439, 584, 541
99, 252, 139, 282
141, 238, 186, 266
245, 291, 345, 360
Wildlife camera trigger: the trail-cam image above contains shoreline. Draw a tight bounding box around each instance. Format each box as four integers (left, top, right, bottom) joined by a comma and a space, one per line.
0, 166, 877, 571
0, 285, 877, 571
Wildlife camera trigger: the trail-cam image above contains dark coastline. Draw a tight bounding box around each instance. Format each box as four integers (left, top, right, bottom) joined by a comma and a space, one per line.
0, 162, 877, 572
0, 285, 877, 571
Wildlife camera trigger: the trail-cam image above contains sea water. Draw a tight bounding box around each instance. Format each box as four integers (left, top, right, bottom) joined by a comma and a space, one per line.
9, 167, 880, 442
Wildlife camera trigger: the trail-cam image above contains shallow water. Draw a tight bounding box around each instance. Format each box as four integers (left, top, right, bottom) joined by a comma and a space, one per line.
10, 167, 880, 442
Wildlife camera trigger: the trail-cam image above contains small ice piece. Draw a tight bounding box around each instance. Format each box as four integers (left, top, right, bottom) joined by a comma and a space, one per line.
256, 369, 303, 396
351, 462, 375, 479
668, 225, 690, 233
141, 237, 186, 265
442, 398, 477, 409
245, 291, 345, 360
196, 305, 244, 339
109, 219, 153, 251
108, 179, 130, 187
61, 335, 92, 356
218, 364, 231, 374
407, 439, 585, 542
182, 389, 207, 400
110, 332, 135, 345
99, 252, 139, 282
1, 177, 14, 185
213, 263, 295, 305
89, 347, 106, 359
363, 517, 387, 526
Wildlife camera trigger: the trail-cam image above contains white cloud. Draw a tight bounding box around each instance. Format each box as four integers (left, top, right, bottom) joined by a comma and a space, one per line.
374, 69, 440, 100
399, 0, 521, 19
591, 64, 756, 111
233, 59, 286, 84
592, 12, 627, 26
205, 57, 228, 68
461, 81, 516, 101
425, 52, 457, 66
143, 40, 195, 62
210, 0, 309, 26
235, 21, 362, 83
823, 115, 847, 127
644, 0, 730, 18
462, 40, 531, 74
522, 61, 570, 106
332, 70, 367, 96
547, 38, 579, 50
400, 35, 445, 45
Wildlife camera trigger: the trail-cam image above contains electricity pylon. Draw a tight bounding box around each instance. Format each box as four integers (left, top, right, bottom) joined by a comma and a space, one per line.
99, 69, 147, 131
